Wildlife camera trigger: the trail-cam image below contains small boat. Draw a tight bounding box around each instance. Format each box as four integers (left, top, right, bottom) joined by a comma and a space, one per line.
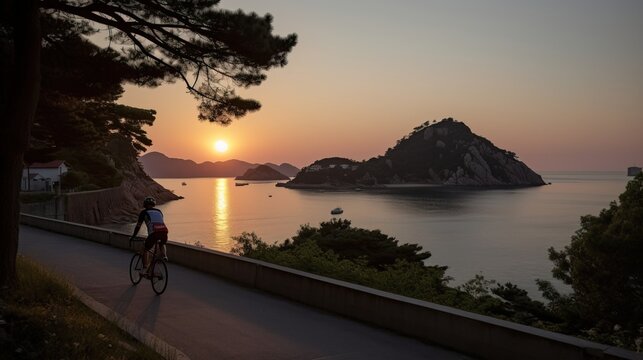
181, 182, 187, 186
330, 207, 343, 215
235, 182, 249, 186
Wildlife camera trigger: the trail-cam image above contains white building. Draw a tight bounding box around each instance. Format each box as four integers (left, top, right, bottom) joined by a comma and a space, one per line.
21, 160, 69, 192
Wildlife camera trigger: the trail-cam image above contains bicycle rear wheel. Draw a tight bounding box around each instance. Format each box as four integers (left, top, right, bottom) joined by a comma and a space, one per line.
129, 253, 144, 285
150, 260, 168, 295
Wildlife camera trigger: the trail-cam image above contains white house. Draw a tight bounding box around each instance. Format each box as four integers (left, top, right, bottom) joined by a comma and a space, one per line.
21, 160, 69, 192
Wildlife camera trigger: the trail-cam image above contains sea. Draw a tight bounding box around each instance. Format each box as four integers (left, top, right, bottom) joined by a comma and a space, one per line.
105, 171, 631, 297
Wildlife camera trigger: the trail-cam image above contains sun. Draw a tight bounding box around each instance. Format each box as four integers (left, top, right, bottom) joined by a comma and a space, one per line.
214, 140, 228, 153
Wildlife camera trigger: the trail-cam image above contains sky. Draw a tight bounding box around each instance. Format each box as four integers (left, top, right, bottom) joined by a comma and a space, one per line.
117, 0, 642, 171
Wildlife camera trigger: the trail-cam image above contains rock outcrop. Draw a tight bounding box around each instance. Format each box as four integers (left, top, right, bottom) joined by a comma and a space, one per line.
286, 118, 545, 188
235, 164, 290, 181
65, 137, 181, 225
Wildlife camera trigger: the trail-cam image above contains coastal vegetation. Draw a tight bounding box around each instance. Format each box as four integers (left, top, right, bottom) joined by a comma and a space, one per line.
234, 173, 643, 351
232, 220, 558, 331
0, 256, 163, 359
539, 172, 643, 349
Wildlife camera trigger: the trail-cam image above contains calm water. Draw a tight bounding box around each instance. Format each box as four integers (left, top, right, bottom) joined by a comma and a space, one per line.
108, 172, 631, 296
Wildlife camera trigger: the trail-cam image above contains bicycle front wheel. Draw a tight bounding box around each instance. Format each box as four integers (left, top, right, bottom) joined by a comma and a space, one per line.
150, 260, 168, 295
129, 253, 144, 285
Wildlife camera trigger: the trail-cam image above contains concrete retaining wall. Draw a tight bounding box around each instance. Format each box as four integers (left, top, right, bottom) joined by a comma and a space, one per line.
20, 197, 65, 220
63, 187, 125, 225
19, 214, 641, 360
20, 187, 124, 225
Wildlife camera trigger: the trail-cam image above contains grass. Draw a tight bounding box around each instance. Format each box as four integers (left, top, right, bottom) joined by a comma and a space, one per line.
0, 256, 164, 360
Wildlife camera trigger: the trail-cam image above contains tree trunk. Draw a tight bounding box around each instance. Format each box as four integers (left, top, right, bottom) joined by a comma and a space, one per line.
0, 0, 41, 288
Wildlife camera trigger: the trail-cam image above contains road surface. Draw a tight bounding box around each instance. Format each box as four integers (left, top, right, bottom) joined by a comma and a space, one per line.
19, 225, 470, 360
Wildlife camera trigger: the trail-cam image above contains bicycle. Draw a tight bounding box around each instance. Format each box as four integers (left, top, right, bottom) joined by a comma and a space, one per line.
129, 237, 168, 295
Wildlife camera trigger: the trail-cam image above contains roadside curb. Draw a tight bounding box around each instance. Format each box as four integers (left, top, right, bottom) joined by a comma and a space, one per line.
71, 286, 190, 360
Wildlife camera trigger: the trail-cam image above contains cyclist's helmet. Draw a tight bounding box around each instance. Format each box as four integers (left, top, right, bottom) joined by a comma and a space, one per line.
143, 196, 156, 207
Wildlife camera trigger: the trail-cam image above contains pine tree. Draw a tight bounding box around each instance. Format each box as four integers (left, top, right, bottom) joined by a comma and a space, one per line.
1, 0, 296, 287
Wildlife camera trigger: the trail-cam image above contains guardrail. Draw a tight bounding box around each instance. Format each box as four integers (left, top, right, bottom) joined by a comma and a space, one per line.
20, 214, 641, 360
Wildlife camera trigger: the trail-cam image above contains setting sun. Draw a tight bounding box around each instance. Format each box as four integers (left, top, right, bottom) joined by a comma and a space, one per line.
214, 140, 228, 153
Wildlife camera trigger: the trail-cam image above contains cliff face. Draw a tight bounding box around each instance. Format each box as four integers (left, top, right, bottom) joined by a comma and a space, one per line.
287, 119, 545, 187
380, 119, 545, 186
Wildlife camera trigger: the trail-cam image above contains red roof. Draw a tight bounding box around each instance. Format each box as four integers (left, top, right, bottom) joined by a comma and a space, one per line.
28, 160, 66, 169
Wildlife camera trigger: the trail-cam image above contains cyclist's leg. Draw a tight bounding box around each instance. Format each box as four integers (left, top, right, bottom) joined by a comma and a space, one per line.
159, 233, 168, 260
142, 233, 156, 271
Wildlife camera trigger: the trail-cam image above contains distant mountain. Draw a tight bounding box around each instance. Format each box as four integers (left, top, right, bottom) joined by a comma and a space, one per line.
286, 118, 545, 188
235, 164, 290, 181
139, 152, 300, 178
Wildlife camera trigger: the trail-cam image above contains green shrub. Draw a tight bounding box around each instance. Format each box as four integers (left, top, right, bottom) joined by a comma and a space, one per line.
540, 173, 643, 349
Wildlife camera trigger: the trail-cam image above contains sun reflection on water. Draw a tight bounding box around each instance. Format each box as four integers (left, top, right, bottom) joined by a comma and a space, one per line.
212, 178, 231, 251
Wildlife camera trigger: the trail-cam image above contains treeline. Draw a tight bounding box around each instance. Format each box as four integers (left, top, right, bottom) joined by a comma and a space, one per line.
233, 173, 643, 351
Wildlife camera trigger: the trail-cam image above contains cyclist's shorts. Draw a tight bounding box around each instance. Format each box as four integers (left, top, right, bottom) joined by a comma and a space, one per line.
145, 231, 168, 250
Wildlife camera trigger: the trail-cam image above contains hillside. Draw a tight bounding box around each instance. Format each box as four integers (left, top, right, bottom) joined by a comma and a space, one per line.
140, 152, 299, 178
46, 137, 182, 226
235, 165, 290, 180
286, 118, 545, 187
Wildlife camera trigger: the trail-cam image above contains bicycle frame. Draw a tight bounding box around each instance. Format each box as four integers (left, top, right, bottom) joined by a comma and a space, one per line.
129, 237, 168, 294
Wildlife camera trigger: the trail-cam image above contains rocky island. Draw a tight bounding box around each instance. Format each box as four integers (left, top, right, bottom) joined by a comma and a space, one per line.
236, 164, 290, 181
284, 118, 545, 188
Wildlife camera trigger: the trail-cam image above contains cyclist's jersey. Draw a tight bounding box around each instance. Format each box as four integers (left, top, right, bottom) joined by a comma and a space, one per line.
138, 208, 168, 234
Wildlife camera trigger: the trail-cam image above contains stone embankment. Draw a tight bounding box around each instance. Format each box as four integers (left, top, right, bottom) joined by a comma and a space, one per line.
65, 177, 180, 225
21, 177, 180, 226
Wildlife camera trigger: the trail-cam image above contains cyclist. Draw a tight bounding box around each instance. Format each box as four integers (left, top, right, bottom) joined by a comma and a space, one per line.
130, 196, 169, 276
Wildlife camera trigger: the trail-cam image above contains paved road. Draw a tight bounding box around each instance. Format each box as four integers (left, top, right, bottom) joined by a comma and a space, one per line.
19, 225, 470, 360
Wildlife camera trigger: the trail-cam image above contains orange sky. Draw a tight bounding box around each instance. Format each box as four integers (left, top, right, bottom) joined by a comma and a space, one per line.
117, 1, 642, 170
